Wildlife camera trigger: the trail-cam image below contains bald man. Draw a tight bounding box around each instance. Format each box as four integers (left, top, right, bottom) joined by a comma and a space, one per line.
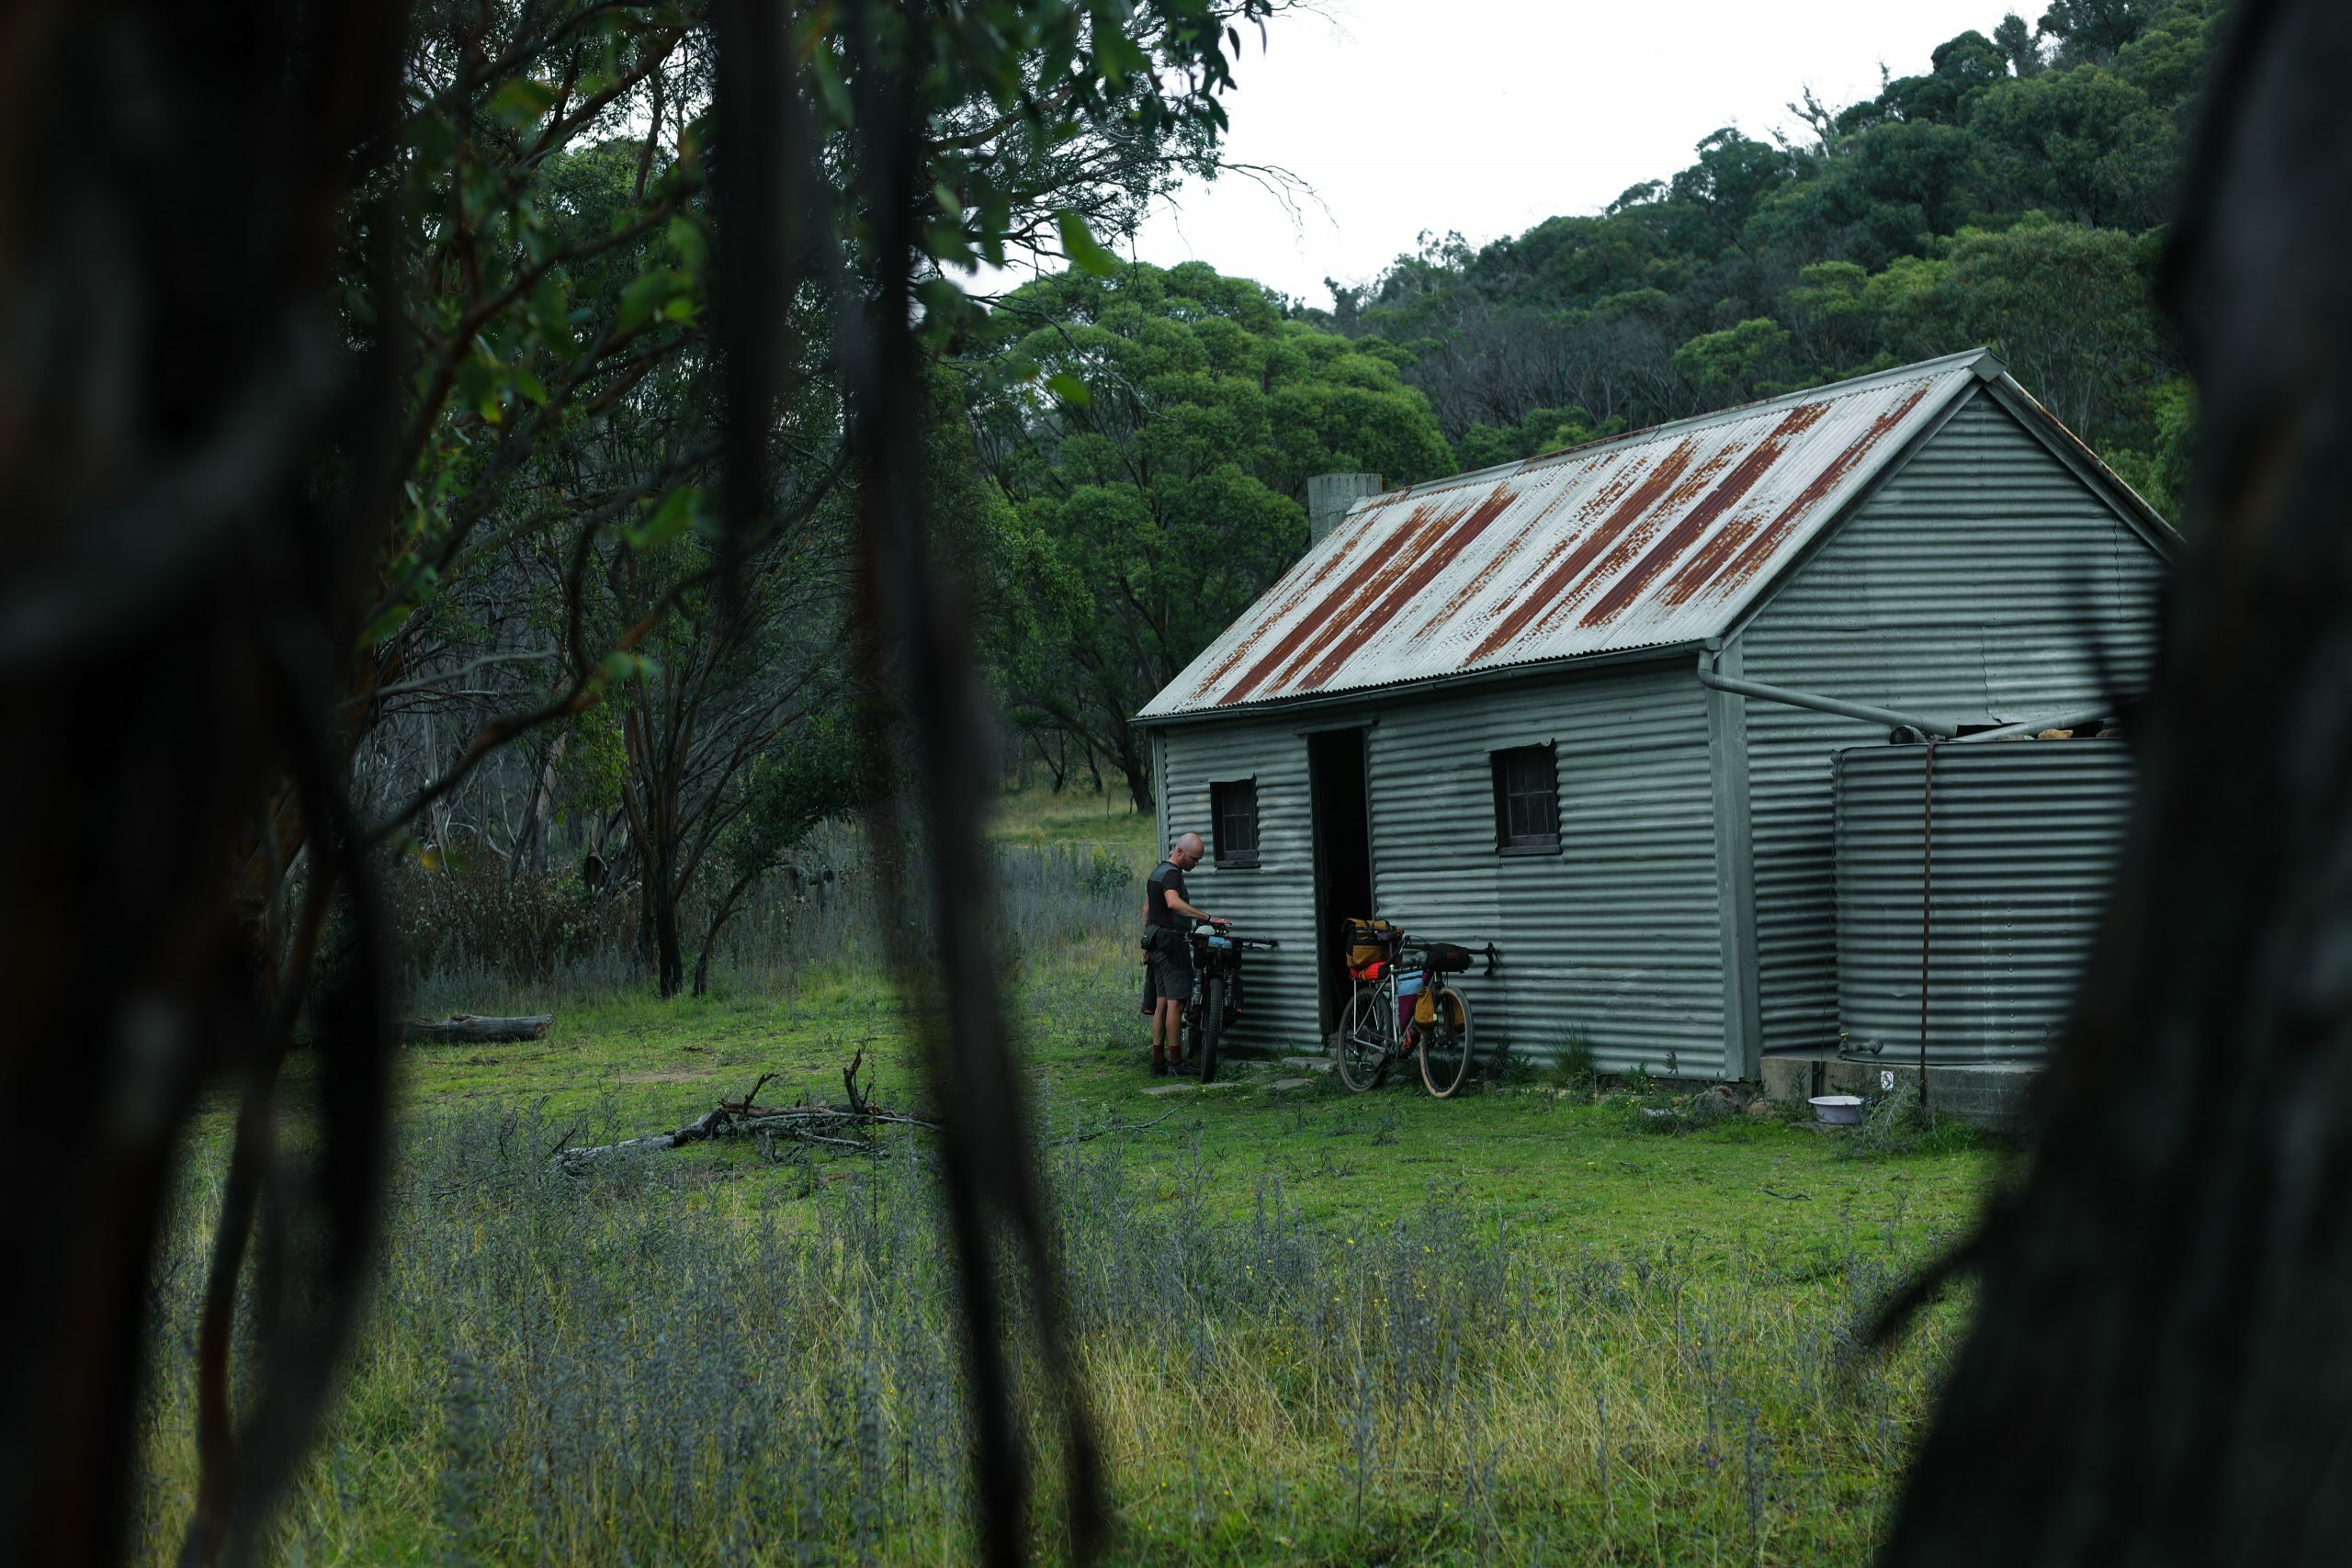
1144, 831, 1221, 1075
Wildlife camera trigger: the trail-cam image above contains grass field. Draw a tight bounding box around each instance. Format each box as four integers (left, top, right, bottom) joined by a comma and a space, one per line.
133, 793, 1999, 1564
989, 785, 1159, 862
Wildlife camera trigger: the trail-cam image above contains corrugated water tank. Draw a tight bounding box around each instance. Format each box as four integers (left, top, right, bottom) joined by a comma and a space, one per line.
1833, 738, 2135, 1065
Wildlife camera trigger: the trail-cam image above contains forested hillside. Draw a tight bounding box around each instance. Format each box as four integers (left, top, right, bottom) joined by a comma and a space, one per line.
1310, 0, 2216, 519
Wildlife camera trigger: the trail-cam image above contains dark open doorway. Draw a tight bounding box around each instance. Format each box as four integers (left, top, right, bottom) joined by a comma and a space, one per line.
1307, 728, 1374, 1032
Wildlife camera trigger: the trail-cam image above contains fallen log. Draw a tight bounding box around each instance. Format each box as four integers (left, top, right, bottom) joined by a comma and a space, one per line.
401, 1013, 553, 1044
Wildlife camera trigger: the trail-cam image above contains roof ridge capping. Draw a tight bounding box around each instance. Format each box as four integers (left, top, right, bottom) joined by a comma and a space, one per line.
1363, 348, 2005, 512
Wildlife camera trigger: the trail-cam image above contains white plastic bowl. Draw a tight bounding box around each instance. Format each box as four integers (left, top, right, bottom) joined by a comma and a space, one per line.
1810, 1094, 1864, 1125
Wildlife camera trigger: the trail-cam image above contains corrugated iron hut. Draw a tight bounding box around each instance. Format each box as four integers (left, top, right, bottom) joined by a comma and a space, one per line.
1137, 349, 2175, 1078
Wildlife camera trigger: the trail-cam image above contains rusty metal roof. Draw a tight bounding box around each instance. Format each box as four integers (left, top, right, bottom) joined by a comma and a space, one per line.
1140, 350, 2002, 719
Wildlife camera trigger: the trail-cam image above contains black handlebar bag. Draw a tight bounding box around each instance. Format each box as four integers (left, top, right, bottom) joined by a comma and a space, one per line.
1423, 942, 1474, 974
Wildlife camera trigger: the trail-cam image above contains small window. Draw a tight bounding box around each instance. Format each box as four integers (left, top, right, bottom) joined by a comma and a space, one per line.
1491, 745, 1559, 852
1211, 778, 1260, 866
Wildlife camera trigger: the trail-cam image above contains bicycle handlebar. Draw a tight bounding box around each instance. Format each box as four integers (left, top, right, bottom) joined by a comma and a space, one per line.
1190, 920, 1277, 951
1396, 937, 1502, 979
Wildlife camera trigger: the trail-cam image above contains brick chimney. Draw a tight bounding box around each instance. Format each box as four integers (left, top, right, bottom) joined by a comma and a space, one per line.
1306, 472, 1383, 547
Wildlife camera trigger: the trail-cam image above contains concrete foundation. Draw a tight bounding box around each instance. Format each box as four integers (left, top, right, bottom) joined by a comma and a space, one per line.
1758, 1051, 2039, 1135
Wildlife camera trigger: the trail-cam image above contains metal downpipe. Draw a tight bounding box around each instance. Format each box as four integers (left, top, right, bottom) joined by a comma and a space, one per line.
1694, 655, 1962, 739
1947, 705, 2118, 744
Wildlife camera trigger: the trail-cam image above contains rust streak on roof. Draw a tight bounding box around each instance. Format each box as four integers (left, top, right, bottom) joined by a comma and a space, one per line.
1778, 382, 1929, 519
1696, 382, 1933, 601
1418, 482, 1580, 637
1444, 450, 1645, 640
1181, 512, 1380, 703
1218, 500, 1463, 705
1583, 401, 1831, 625
1465, 438, 1700, 663
1655, 510, 1770, 608
1294, 481, 1521, 690
1553, 441, 1748, 626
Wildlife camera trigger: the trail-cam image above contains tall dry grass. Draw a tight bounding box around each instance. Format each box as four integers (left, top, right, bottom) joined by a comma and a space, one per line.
134, 1103, 1957, 1565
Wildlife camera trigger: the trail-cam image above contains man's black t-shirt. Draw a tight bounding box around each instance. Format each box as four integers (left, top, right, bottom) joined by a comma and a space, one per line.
1145, 861, 1189, 931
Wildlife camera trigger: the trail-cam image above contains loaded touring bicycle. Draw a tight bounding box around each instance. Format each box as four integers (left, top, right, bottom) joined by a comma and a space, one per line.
1336, 918, 1497, 1098
1178, 919, 1277, 1084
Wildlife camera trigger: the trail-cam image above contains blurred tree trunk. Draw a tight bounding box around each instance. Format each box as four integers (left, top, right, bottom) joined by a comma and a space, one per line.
1880, 3, 2352, 1562
0, 4, 403, 1563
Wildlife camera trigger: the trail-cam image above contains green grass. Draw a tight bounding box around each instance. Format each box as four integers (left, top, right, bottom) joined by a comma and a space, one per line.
137, 836, 2002, 1565
989, 784, 1157, 863
383, 941, 1992, 1254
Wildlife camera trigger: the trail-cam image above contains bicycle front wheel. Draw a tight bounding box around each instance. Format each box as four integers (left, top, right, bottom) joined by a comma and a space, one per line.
1337, 982, 1392, 1092
1418, 985, 1476, 1098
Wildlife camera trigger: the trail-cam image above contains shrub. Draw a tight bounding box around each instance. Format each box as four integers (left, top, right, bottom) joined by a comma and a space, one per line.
381, 852, 630, 986
378, 825, 1138, 1008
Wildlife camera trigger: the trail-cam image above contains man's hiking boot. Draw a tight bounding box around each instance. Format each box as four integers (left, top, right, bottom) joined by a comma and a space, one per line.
1174, 1056, 1198, 1077
1150, 1057, 1170, 1077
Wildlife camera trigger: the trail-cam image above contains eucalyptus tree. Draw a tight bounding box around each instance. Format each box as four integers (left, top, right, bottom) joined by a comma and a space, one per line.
973, 259, 1453, 807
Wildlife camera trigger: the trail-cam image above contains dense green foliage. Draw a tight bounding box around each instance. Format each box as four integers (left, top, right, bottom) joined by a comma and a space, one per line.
359, 0, 1282, 991
973, 261, 1453, 805
1316, 0, 2222, 518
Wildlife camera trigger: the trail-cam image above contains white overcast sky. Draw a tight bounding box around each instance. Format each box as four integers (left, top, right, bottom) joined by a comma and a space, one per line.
1096, 0, 2014, 306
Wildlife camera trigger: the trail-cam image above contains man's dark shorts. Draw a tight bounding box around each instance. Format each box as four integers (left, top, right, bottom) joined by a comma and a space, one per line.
1146, 928, 1193, 1005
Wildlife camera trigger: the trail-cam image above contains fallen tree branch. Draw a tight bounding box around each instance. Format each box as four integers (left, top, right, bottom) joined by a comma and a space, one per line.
402, 1013, 552, 1044
722, 1072, 777, 1115
554, 1064, 943, 1168
738, 1109, 940, 1133
842, 1046, 868, 1115
762, 1128, 878, 1157
1065, 1109, 1175, 1144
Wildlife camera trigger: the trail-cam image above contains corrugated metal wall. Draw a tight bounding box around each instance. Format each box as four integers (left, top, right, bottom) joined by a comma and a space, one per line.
1735, 389, 2167, 1056
1156, 659, 1729, 1075
1367, 661, 1726, 1076
1157, 709, 1336, 1049
1835, 739, 2135, 1063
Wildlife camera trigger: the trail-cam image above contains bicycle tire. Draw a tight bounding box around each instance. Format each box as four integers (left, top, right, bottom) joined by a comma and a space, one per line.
1418, 985, 1476, 1099
1337, 981, 1392, 1092
1198, 977, 1227, 1084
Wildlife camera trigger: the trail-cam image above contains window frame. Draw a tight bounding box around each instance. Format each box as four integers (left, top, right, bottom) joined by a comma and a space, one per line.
1210, 777, 1261, 868
1490, 743, 1561, 855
